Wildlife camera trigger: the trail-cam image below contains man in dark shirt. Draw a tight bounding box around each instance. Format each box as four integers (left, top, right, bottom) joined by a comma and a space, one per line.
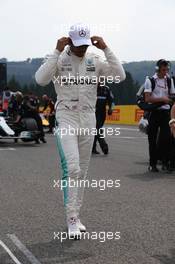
92, 84, 114, 154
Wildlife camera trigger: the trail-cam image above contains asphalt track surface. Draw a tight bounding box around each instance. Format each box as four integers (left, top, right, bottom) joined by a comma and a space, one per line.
0, 125, 175, 264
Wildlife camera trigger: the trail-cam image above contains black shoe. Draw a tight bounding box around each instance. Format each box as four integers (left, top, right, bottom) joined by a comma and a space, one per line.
101, 144, 109, 155
162, 164, 172, 173
40, 137, 47, 143
92, 149, 100, 154
35, 139, 40, 144
148, 165, 159, 172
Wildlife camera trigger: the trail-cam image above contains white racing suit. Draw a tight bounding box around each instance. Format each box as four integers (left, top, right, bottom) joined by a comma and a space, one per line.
35, 46, 126, 220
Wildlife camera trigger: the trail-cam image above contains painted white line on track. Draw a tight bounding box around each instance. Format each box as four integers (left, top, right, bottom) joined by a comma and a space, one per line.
0, 240, 22, 264
0, 148, 16, 151
7, 234, 41, 264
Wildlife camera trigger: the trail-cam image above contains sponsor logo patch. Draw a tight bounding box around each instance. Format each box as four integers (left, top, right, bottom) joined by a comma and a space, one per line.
61, 67, 72, 72
86, 58, 95, 71
79, 30, 86, 37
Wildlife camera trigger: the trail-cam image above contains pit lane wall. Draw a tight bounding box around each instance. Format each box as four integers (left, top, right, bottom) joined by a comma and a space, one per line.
105, 105, 144, 125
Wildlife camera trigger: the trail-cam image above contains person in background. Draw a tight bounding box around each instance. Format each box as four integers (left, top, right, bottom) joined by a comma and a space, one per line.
92, 84, 114, 154
42, 94, 55, 133
16, 93, 47, 143
8, 91, 23, 119
144, 59, 175, 172
8, 93, 18, 118
2, 88, 12, 116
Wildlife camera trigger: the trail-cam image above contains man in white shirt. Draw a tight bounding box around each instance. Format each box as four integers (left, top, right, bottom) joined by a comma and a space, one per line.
144, 59, 175, 172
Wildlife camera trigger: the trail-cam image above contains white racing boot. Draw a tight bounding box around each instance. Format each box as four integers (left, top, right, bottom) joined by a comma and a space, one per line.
67, 217, 81, 239
77, 219, 86, 232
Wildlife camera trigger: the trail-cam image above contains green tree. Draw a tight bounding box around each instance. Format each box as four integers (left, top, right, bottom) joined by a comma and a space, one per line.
107, 71, 139, 105
8, 75, 21, 91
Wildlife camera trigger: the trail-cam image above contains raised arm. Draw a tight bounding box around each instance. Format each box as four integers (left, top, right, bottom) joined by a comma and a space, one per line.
91, 36, 126, 83
35, 38, 70, 86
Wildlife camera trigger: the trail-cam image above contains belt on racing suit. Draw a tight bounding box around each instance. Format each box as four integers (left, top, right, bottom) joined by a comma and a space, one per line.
55, 100, 94, 111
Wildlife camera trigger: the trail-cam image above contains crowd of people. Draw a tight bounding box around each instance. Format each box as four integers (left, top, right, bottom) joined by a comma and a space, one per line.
0, 90, 56, 143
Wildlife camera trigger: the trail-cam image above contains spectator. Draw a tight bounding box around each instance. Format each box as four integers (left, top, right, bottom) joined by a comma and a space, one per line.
144, 59, 175, 172
92, 84, 114, 154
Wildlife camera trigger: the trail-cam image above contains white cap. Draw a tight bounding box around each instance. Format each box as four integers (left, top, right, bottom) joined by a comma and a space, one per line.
69, 23, 92, 47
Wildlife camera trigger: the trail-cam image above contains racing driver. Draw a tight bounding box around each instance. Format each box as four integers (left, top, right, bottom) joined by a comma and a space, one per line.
35, 23, 126, 238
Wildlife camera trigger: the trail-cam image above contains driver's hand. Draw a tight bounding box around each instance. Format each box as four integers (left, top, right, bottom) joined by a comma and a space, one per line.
91, 36, 107, 50
56, 37, 71, 52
